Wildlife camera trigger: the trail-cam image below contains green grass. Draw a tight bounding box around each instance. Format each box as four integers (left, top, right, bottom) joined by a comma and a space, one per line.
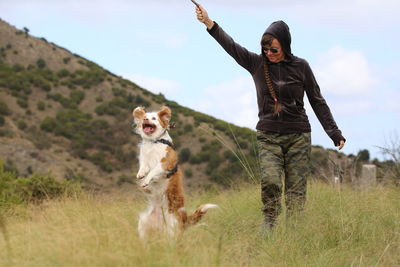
0, 182, 399, 266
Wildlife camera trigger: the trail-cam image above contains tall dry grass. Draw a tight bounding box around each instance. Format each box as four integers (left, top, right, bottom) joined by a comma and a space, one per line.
0, 182, 399, 266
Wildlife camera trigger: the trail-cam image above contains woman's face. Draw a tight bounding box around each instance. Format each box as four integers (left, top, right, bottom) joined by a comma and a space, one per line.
263, 39, 285, 63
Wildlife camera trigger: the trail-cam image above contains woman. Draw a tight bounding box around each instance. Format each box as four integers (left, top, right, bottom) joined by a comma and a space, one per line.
195, 5, 346, 229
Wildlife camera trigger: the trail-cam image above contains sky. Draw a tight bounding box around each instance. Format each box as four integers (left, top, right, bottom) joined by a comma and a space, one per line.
1, 0, 399, 160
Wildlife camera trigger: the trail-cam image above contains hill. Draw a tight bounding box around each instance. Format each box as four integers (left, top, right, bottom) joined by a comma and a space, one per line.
0, 18, 360, 192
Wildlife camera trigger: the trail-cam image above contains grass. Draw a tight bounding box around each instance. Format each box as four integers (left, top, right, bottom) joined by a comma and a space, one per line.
0, 182, 399, 266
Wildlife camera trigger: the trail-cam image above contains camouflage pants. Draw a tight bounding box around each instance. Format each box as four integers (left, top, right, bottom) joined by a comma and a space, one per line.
256, 131, 311, 226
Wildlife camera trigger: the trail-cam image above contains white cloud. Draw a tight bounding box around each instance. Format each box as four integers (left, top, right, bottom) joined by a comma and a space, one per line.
122, 73, 181, 97
194, 76, 258, 128
314, 46, 376, 97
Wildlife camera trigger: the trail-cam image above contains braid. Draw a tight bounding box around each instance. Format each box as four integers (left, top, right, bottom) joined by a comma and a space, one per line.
263, 60, 282, 115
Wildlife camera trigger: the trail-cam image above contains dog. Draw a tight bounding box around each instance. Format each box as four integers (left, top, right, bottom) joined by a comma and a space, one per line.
132, 106, 217, 239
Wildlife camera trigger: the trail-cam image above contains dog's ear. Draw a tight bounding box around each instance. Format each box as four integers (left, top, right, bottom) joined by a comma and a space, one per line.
132, 107, 146, 124
158, 106, 171, 128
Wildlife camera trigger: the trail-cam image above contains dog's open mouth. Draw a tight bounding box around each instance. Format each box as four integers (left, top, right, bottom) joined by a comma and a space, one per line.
143, 123, 156, 135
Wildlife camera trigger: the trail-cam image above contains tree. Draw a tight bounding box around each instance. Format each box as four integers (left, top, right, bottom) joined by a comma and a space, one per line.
23, 27, 30, 36
357, 149, 370, 162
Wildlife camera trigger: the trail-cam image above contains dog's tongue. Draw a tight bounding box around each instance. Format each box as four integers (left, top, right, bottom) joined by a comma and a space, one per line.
143, 126, 154, 134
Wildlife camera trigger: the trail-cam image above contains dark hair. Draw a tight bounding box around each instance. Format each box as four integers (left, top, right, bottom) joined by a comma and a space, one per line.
261, 34, 283, 115
261, 34, 275, 47
263, 60, 282, 115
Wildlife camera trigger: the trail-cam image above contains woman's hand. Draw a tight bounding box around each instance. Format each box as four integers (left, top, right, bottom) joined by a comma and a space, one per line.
337, 140, 345, 150
195, 5, 214, 30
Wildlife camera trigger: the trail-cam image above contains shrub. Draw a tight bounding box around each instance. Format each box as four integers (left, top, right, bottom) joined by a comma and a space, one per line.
0, 160, 81, 208
26, 126, 52, 150
57, 69, 70, 78
201, 140, 222, 153
184, 168, 193, 178
0, 116, 4, 126
40, 117, 57, 132
183, 124, 193, 133
205, 153, 223, 175
179, 148, 191, 163
70, 90, 85, 104
37, 101, 46, 111
135, 95, 150, 106
17, 120, 27, 130
17, 98, 28, 108
36, 58, 46, 69
0, 101, 11, 116
89, 152, 113, 172
189, 151, 211, 164
112, 88, 127, 97
12, 64, 24, 72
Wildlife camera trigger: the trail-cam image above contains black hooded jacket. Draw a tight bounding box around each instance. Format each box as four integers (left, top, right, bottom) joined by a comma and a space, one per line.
207, 21, 345, 146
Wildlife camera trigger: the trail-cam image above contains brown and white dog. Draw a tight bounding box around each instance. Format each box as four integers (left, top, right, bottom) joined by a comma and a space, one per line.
132, 106, 217, 239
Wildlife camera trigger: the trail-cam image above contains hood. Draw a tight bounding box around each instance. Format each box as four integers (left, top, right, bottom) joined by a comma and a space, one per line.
262, 20, 293, 60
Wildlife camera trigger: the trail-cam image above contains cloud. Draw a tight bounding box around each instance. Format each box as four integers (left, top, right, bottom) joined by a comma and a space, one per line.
122, 73, 181, 97
314, 46, 376, 97
194, 76, 258, 128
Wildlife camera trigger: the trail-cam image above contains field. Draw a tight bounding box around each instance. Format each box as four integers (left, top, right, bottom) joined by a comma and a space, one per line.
0, 182, 399, 267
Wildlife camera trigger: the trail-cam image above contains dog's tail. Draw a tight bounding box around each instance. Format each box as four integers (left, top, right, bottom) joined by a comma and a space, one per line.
184, 204, 218, 227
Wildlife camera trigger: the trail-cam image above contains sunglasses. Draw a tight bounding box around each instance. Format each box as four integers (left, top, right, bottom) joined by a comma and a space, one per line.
262, 47, 280, 54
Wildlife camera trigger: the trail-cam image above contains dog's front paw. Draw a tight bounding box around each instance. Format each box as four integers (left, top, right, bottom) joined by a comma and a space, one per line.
136, 172, 146, 180
140, 175, 155, 188
136, 168, 149, 180
140, 180, 150, 188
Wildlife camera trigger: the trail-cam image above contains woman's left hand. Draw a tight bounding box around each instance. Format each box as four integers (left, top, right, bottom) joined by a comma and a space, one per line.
337, 140, 345, 150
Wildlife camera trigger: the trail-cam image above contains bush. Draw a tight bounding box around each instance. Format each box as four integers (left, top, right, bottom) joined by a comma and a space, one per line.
201, 140, 222, 153
0, 101, 11, 116
179, 148, 191, 163
47, 90, 84, 109
0, 160, 81, 208
37, 101, 46, 111
89, 152, 113, 172
57, 69, 70, 78
36, 58, 46, 69
189, 151, 211, 164
95, 97, 130, 117
40, 117, 57, 132
17, 97, 28, 108
135, 95, 150, 106
17, 120, 27, 130
183, 124, 193, 133
0, 116, 4, 127
184, 168, 193, 178
12, 64, 24, 72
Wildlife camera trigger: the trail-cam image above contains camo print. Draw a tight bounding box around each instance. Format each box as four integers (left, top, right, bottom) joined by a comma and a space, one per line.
256, 131, 311, 225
